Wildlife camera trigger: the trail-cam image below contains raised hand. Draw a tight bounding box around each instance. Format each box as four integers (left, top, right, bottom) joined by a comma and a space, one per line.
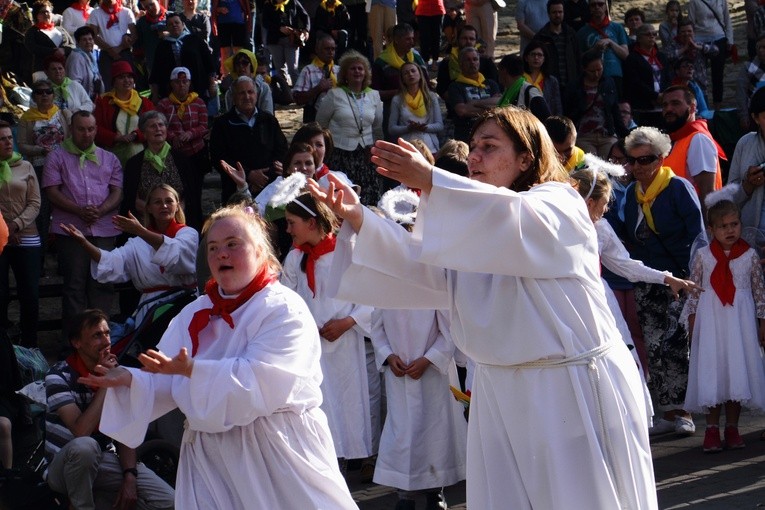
219, 160, 247, 190
370, 138, 434, 193
307, 174, 364, 233
139, 348, 194, 378
112, 211, 144, 236
60, 223, 87, 243
78, 365, 132, 388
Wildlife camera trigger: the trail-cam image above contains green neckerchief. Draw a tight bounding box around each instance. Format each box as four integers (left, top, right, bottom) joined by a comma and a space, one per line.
62, 137, 98, 168
341, 85, 372, 97
498, 77, 525, 107
0, 152, 22, 185
144, 142, 171, 173
52, 77, 73, 101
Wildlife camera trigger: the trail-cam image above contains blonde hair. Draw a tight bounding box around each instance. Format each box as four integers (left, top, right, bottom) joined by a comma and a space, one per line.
409, 139, 435, 165
397, 62, 433, 112
570, 168, 613, 202
202, 204, 281, 274
144, 184, 185, 228
337, 50, 372, 89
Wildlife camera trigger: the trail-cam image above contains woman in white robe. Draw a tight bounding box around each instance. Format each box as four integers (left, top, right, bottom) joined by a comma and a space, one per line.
79, 205, 359, 510
61, 184, 198, 327
310, 107, 658, 509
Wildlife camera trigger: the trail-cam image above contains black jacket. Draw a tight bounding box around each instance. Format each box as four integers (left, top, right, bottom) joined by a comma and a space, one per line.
149, 33, 215, 101
623, 45, 671, 110
565, 75, 629, 137
532, 23, 581, 91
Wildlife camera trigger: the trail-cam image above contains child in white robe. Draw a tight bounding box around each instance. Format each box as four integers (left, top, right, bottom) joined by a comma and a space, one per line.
280, 192, 375, 467
80, 205, 359, 510
680, 195, 765, 452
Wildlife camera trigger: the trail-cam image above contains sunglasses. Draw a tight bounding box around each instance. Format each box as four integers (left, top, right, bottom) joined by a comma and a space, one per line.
625, 154, 660, 165
34, 89, 54, 95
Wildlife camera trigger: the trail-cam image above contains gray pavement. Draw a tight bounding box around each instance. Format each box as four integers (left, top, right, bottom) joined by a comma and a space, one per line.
348, 412, 765, 509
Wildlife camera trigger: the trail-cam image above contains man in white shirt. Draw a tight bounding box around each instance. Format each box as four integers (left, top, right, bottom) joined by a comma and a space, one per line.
87, 0, 137, 90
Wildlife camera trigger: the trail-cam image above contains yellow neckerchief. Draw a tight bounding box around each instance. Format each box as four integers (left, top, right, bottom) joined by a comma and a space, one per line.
635, 166, 675, 234
0, 152, 22, 185
448, 47, 461, 80
272, 0, 290, 12
51, 77, 73, 101
169, 91, 199, 119
262, 73, 272, 84
379, 44, 414, 70
523, 72, 544, 90
143, 142, 171, 173
404, 89, 426, 117
21, 105, 60, 122
103, 89, 142, 116
455, 72, 486, 88
311, 56, 337, 86
320, 0, 341, 13
224, 49, 258, 77
564, 146, 585, 172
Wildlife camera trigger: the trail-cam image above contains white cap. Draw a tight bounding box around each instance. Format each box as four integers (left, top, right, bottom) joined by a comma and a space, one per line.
170, 67, 191, 80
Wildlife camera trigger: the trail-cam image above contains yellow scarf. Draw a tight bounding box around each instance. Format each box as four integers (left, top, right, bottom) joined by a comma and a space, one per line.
311, 56, 337, 87
448, 47, 461, 80
169, 92, 199, 119
455, 72, 486, 88
379, 44, 414, 70
224, 49, 258, 78
320, 0, 341, 13
272, 0, 289, 12
20, 105, 60, 122
635, 166, 675, 234
104, 89, 142, 116
404, 89, 426, 117
523, 72, 544, 91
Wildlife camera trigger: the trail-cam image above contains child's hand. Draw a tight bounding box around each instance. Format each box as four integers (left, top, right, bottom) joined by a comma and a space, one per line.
319, 317, 355, 341
386, 354, 407, 377
405, 357, 432, 380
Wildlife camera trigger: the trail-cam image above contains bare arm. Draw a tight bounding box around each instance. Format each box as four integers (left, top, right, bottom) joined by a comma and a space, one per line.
97, 185, 123, 218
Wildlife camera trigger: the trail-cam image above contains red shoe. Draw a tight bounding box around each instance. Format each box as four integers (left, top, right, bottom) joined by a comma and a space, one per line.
703, 426, 722, 453
724, 425, 745, 449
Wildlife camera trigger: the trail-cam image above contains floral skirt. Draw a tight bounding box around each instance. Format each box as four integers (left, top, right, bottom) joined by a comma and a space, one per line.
327, 146, 383, 206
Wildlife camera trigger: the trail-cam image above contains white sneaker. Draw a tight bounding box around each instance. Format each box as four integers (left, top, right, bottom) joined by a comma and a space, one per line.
649, 418, 675, 435
675, 416, 696, 436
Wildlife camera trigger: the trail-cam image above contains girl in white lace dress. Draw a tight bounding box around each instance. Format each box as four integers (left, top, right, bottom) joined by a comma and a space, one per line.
681, 198, 765, 452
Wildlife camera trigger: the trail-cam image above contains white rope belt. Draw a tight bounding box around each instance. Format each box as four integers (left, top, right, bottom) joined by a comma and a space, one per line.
504, 342, 631, 509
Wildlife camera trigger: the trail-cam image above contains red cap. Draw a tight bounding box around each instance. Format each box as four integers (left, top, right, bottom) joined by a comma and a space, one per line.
110, 60, 134, 79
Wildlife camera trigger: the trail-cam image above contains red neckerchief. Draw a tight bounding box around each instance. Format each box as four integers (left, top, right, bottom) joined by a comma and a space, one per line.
408, 186, 422, 196
149, 220, 185, 273
144, 5, 166, 24
671, 77, 687, 86
36, 21, 55, 30
669, 118, 727, 160
187, 269, 277, 356
710, 238, 750, 306
66, 352, 99, 391
588, 15, 611, 38
101, 2, 122, 29
634, 44, 663, 69
314, 164, 330, 180
296, 234, 336, 297
70, 2, 90, 22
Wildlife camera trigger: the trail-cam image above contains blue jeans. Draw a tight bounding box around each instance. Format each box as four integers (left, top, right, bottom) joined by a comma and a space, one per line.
0, 245, 40, 347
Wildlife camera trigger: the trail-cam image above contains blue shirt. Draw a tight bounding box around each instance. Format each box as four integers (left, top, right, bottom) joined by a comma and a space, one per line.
577, 22, 629, 78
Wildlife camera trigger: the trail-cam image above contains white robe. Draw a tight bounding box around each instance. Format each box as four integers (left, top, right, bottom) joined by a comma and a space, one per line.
371, 308, 467, 490
99, 283, 359, 510
281, 248, 374, 459
329, 169, 658, 510
92, 227, 198, 326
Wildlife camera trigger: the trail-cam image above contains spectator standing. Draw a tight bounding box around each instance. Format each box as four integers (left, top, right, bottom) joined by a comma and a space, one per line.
737, 35, 765, 131
180, 0, 212, 48
87, 0, 137, 91
516, 0, 549, 52
61, 0, 94, 37
576, 0, 628, 95
0, 122, 41, 348
312, 0, 350, 56
687, 0, 733, 108
623, 24, 669, 128
622, 126, 703, 437
661, 85, 724, 216
369, 0, 398, 60
44, 54, 95, 115
44, 309, 175, 509
316, 51, 384, 205
94, 60, 155, 166
293, 33, 339, 122
464, 0, 496, 58
157, 67, 210, 230
623, 7, 644, 43
532, 0, 581, 97
133, 0, 167, 76
24, 0, 76, 80
260, 0, 310, 85
658, 0, 681, 49
43, 111, 122, 325
664, 20, 716, 95
66, 26, 104, 100
563, 0, 589, 31
448, 47, 501, 142
211, 0, 250, 76
344, 0, 369, 56
415, 0, 446, 71
210, 76, 288, 203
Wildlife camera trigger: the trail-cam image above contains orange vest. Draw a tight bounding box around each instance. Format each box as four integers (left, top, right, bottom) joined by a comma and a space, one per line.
663, 132, 723, 194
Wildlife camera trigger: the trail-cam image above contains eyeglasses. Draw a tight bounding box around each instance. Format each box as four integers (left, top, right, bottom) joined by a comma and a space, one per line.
625, 154, 660, 165
34, 89, 54, 95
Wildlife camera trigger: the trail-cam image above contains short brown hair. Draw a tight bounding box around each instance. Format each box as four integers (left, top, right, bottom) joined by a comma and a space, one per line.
67, 309, 109, 344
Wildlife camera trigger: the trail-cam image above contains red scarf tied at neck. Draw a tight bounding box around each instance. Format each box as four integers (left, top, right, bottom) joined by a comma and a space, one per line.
101, 2, 122, 29
314, 164, 330, 181
36, 21, 55, 30
296, 234, 336, 297
144, 5, 166, 24
187, 268, 277, 356
66, 352, 100, 391
710, 238, 750, 306
634, 45, 662, 69
588, 15, 611, 38
71, 2, 90, 22
669, 118, 727, 161
149, 219, 185, 273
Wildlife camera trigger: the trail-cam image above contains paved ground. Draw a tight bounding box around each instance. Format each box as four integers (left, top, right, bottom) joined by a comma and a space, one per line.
347, 412, 765, 509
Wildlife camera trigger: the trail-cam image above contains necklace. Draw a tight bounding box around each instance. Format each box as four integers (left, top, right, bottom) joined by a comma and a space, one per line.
345, 89, 365, 136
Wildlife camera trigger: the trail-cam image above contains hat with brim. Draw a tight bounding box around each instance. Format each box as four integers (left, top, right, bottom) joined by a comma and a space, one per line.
111, 60, 134, 79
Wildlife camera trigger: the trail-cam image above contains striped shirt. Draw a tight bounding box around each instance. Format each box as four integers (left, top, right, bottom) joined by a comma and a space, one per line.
156, 97, 209, 157
44, 361, 112, 464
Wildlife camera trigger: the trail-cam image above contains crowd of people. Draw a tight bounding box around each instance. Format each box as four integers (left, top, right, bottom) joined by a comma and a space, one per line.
2, 0, 765, 507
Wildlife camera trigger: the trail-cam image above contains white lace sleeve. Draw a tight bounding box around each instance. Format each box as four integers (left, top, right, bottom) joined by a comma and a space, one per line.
680, 251, 704, 329
749, 250, 765, 319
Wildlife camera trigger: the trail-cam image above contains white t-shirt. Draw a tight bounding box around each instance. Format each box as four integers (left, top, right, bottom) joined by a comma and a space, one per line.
686, 132, 718, 177
87, 7, 135, 48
